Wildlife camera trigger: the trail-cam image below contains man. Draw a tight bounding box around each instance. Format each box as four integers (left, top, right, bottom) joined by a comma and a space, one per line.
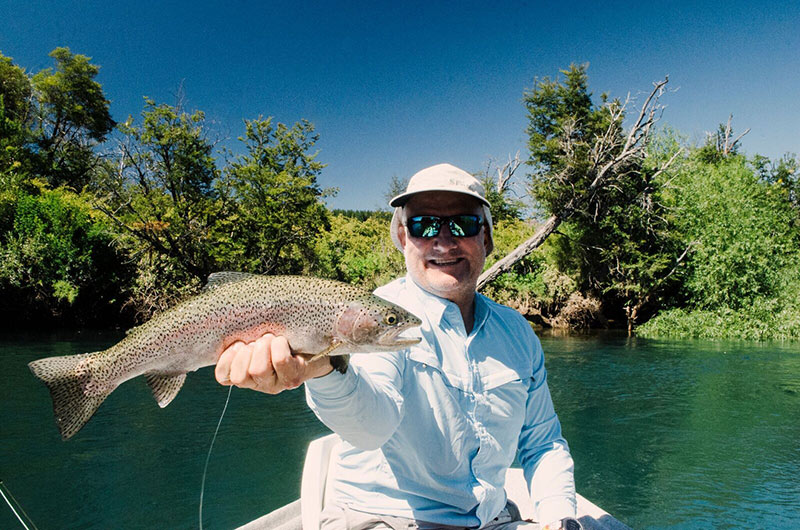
215, 163, 580, 530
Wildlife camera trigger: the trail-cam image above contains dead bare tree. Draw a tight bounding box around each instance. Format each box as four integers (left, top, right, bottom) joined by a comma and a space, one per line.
490, 151, 522, 194
707, 114, 750, 156
478, 76, 678, 290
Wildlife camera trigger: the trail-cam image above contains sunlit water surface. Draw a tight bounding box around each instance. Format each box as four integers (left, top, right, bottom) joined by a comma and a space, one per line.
1, 331, 798, 529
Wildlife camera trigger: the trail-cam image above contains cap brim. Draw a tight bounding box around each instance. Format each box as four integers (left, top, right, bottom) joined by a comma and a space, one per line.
389, 189, 491, 208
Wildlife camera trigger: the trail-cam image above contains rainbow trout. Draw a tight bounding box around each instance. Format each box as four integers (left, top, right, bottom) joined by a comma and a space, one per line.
29, 272, 421, 440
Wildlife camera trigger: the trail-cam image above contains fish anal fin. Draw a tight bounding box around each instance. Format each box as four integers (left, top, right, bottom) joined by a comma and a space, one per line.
201, 272, 256, 292
145, 373, 187, 408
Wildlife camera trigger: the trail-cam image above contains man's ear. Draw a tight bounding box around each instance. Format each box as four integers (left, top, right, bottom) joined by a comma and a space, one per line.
398, 223, 407, 248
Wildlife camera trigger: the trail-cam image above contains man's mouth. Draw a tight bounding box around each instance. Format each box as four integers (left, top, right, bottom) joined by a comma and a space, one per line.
428, 257, 463, 266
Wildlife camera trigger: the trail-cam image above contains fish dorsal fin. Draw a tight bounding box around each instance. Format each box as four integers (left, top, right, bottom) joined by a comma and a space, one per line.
202, 271, 256, 292
145, 373, 187, 408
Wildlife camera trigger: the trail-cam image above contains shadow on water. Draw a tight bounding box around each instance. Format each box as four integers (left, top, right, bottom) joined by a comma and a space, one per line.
2, 330, 799, 528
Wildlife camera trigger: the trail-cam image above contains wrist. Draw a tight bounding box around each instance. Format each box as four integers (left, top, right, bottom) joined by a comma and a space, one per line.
542, 517, 582, 530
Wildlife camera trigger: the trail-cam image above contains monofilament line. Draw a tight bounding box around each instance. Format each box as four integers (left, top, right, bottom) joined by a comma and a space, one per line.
199, 385, 233, 530
0, 479, 39, 530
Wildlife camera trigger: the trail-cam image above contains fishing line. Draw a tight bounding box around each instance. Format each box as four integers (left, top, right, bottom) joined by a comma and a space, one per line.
0, 479, 39, 530
199, 385, 233, 530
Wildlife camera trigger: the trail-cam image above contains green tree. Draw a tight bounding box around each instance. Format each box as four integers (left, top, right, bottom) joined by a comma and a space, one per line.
29, 47, 115, 190
479, 155, 525, 223
487, 64, 676, 331
0, 53, 34, 192
670, 154, 799, 310
752, 153, 800, 211
96, 98, 221, 313
639, 151, 800, 340
383, 174, 409, 207
525, 63, 620, 215
219, 117, 330, 274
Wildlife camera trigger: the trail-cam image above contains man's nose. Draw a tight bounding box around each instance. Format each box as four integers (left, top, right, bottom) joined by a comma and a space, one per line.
432, 223, 459, 247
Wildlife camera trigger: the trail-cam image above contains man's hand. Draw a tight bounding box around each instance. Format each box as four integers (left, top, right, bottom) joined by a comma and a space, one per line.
215, 334, 334, 394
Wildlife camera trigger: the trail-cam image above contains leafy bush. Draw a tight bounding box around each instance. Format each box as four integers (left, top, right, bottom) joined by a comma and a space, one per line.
312, 213, 404, 290
0, 187, 133, 325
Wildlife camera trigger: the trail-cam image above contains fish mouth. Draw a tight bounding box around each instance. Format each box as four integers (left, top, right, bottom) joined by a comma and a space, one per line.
377, 321, 422, 348
384, 337, 422, 347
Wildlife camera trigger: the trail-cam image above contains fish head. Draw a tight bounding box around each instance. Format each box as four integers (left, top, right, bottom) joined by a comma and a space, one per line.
334, 296, 422, 352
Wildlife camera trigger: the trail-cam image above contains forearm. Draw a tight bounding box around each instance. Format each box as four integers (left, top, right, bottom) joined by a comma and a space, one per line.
305, 354, 404, 450
519, 345, 577, 522
524, 439, 577, 523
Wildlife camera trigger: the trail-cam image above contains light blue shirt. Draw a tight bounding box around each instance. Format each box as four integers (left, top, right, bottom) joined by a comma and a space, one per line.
305, 276, 576, 527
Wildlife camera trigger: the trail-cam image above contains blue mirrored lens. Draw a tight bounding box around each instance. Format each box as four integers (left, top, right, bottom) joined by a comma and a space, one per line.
407, 215, 482, 238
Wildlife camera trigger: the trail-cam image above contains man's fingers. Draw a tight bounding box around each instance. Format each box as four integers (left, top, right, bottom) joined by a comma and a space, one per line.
229, 342, 254, 387
214, 334, 330, 393
271, 336, 303, 389
248, 334, 274, 380
215, 341, 242, 385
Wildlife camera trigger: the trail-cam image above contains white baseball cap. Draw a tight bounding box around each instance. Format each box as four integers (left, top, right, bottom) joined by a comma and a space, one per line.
389, 163, 494, 255
389, 163, 491, 207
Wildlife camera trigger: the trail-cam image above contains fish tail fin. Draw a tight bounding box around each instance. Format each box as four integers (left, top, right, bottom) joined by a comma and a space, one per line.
28, 352, 112, 440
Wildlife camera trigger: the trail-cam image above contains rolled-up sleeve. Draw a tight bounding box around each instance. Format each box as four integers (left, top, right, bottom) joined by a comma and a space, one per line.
517, 336, 577, 523
305, 351, 406, 450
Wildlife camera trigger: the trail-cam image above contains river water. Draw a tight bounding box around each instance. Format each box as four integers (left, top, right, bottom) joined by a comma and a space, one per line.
1, 331, 798, 529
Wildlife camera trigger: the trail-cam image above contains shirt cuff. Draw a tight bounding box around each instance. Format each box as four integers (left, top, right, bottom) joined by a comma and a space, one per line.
304, 363, 358, 399
537, 496, 577, 528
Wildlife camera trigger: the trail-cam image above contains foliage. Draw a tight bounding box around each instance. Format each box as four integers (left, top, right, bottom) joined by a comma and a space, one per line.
637, 302, 800, 341
751, 153, 800, 211
481, 219, 590, 326
524, 63, 620, 216
480, 175, 524, 223
219, 117, 331, 275
640, 150, 800, 340
29, 48, 115, 190
97, 98, 221, 298
522, 64, 679, 330
4, 49, 800, 342
383, 174, 408, 207
312, 213, 404, 290
333, 209, 392, 222
0, 53, 32, 121
668, 155, 800, 310
0, 53, 34, 187
0, 186, 132, 325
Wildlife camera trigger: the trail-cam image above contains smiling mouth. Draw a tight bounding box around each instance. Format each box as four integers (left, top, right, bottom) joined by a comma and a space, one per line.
429, 258, 463, 266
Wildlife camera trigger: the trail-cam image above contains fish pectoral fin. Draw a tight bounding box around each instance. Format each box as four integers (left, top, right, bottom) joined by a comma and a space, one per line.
145, 373, 187, 408
309, 341, 343, 362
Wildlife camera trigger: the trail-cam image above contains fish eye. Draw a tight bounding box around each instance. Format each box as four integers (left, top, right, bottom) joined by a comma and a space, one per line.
384, 313, 398, 325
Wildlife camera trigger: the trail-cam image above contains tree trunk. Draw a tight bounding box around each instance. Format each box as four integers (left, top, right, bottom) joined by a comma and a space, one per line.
477, 214, 562, 290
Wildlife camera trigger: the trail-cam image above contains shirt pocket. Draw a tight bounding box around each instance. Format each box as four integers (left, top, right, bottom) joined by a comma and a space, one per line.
478, 370, 529, 452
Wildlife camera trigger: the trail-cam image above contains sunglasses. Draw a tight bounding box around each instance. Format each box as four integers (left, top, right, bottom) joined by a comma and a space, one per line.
405, 215, 484, 238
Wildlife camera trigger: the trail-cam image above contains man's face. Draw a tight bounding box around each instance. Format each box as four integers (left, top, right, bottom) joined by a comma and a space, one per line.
398, 191, 489, 306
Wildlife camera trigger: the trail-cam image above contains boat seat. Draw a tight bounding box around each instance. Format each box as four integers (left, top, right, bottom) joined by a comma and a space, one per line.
299, 433, 629, 530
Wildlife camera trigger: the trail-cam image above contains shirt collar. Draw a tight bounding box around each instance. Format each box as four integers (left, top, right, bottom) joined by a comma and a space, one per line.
403, 274, 450, 327
403, 275, 491, 337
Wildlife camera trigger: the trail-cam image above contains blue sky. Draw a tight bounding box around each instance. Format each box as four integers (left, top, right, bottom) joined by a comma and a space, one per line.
2, 1, 798, 210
